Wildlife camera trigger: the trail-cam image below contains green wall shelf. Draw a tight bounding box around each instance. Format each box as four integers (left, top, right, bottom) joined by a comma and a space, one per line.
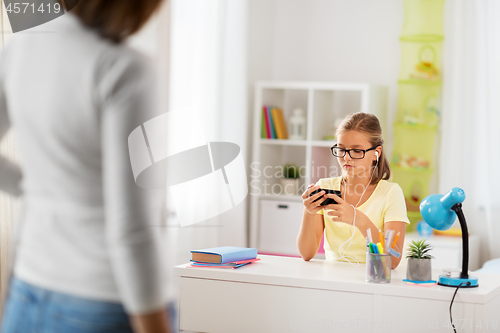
402, 0, 445, 38
396, 81, 441, 127
399, 39, 443, 82
393, 0, 445, 231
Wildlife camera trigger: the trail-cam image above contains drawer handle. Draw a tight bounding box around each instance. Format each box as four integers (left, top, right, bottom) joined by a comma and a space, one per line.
278, 205, 288, 209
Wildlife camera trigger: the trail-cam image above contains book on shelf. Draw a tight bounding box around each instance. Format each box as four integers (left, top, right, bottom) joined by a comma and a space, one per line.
266, 106, 277, 139
270, 107, 282, 139
263, 107, 272, 139
261, 106, 289, 140
271, 107, 289, 139
191, 246, 258, 264
260, 108, 267, 139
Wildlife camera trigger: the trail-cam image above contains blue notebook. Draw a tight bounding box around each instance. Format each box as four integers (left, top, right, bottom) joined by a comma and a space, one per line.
191, 246, 258, 264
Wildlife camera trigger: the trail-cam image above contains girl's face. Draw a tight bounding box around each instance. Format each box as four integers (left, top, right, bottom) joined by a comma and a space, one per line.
335, 130, 381, 179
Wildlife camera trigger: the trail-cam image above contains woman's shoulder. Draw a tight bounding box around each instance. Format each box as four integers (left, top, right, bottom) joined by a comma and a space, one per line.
97, 42, 153, 76
316, 177, 342, 190
94, 43, 155, 102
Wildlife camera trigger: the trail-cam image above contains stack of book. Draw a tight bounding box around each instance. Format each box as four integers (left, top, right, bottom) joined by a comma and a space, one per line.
189, 246, 260, 269
261, 106, 289, 139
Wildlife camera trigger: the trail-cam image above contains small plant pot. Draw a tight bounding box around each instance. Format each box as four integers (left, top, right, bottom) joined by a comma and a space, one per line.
280, 178, 299, 196
406, 258, 432, 281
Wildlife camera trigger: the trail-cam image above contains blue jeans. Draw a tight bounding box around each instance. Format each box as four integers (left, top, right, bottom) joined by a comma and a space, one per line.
1, 276, 178, 333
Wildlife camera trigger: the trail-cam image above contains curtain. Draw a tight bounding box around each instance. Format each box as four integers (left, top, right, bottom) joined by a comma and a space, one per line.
439, 0, 500, 261
0, 1, 19, 317
164, 0, 248, 266
0, 131, 20, 317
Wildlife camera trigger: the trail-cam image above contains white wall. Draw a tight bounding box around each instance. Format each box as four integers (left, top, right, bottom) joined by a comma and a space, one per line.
248, 0, 404, 136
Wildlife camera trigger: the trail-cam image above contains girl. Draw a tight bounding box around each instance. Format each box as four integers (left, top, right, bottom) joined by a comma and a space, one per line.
297, 112, 409, 269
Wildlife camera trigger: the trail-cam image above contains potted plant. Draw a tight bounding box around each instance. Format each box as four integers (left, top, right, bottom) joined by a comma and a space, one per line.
406, 239, 434, 281
281, 163, 300, 196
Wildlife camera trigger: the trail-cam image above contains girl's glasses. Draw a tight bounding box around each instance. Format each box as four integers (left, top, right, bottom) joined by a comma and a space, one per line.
331, 145, 378, 159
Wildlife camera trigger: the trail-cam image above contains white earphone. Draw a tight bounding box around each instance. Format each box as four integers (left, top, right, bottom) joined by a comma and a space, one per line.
375, 151, 379, 161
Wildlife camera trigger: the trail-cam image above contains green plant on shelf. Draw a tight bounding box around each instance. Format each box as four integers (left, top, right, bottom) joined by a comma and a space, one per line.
283, 164, 299, 179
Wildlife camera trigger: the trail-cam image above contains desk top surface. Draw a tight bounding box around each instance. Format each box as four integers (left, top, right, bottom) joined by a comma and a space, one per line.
174, 255, 500, 304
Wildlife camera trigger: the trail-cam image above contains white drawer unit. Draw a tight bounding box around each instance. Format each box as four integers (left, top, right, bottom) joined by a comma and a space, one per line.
258, 199, 304, 256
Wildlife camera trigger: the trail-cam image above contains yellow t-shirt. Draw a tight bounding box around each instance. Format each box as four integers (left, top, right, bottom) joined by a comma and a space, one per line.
316, 177, 410, 263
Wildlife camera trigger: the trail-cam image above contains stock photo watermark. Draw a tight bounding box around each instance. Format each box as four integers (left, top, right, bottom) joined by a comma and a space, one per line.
128, 110, 248, 227
249, 161, 378, 197
126, 107, 381, 226
3, 0, 78, 33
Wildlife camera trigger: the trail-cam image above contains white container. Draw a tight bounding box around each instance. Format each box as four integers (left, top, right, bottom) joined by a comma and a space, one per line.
406, 258, 432, 281
258, 199, 304, 255
289, 108, 306, 140
280, 178, 299, 196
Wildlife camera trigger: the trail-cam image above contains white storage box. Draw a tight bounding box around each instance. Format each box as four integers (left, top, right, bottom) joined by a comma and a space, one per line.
258, 199, 304, 256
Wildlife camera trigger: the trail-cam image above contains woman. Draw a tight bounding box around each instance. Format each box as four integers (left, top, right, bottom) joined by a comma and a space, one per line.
0, 1, 174, 332
297, 112, 409, 269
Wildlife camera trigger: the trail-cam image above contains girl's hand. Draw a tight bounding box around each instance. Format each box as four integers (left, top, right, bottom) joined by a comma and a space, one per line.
323, 193, 367, 226
301, 184, 325, 215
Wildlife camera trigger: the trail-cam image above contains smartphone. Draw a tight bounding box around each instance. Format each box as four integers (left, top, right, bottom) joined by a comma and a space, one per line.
309, 189, 342, 206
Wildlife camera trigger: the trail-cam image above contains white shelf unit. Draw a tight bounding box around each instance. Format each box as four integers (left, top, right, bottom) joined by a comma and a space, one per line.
250, 81, 388, 256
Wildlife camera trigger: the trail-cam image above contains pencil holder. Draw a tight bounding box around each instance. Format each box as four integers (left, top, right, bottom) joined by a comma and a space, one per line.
366, 252, 391, 283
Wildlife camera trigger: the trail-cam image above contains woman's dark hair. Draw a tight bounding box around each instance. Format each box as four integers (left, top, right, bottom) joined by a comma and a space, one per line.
72, 0, 164, 43
335, 112, 390, 184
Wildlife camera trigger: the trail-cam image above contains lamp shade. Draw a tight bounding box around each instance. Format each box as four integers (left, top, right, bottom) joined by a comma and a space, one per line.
419, 187, 466, 231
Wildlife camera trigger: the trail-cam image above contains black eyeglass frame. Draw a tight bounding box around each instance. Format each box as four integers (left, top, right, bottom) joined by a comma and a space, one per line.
330, 145, 379, 159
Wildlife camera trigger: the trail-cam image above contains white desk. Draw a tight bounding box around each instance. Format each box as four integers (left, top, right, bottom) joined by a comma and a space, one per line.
174, 255, 500, 333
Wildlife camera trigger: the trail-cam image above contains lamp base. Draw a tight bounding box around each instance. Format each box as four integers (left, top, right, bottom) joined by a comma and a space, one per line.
438, 275, 479, 288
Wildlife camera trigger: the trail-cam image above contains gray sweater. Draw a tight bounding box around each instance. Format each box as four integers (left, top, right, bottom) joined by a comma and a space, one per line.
0, 13, 167, 314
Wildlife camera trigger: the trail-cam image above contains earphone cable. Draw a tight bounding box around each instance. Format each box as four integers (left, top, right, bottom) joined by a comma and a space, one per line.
339, 157, 379, 265
338, 205, 359, 265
